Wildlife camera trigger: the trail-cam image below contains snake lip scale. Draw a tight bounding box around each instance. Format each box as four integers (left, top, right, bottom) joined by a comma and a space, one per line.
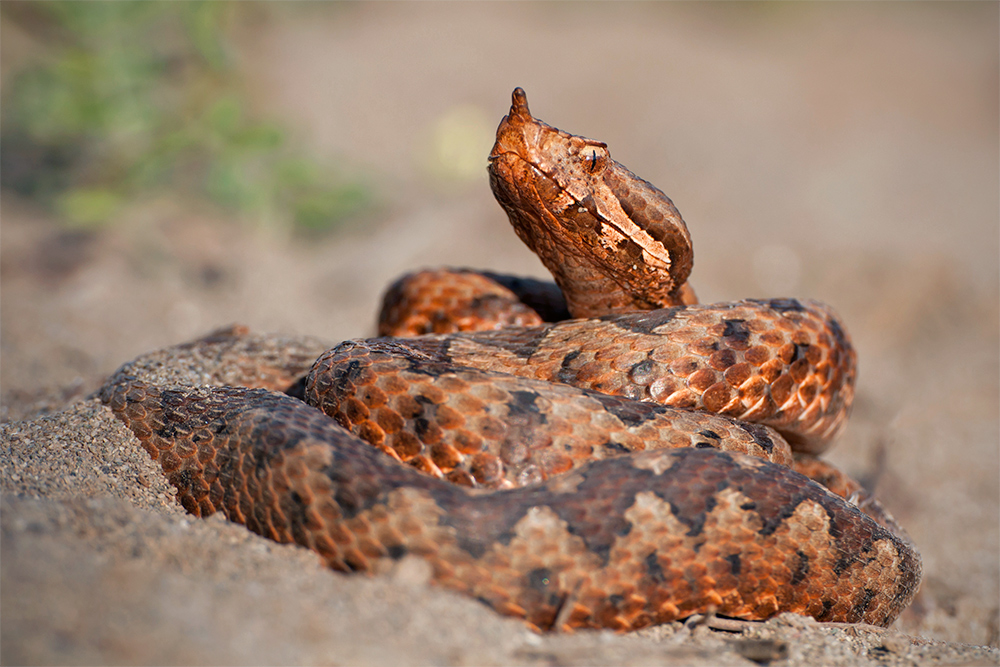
100, 88, 921, 633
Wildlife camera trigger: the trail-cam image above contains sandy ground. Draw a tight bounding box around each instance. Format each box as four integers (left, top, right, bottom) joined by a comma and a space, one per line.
2, 4, 998, 665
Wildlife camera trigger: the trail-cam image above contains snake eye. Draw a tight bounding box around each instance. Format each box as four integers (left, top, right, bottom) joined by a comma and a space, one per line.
581, 144, 609, 174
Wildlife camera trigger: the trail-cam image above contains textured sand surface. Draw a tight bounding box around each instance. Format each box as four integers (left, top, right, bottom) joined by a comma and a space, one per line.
2, 4, 997, 664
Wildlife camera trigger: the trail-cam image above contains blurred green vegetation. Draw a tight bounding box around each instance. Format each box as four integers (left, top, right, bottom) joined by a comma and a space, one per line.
1, 2, 372, 234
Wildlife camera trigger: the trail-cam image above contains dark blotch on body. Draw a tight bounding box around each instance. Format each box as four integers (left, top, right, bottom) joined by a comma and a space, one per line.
721, 319, 750, 345
853, 588, 876, 617
826, 314, 850, 350
603, 307, 681, 334
789, 343, 810, 364
556, 349, 582, 383
590, 391, 665, 427
463, 328, 547, 360
508, 390, 544, 419
725, 553, 741, 576
757, 492, 809, 537
645, 551, 665, 582
791, 550, 810, 585
481, 272, 571, 322
834, 553, 858, 576
601, 440, 631, 454
738, 422, 775, 453
763, 298, 805, 313
684, 493, 716, 538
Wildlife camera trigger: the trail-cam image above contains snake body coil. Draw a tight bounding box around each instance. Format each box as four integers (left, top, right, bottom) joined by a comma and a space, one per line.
100, 89, 920, 632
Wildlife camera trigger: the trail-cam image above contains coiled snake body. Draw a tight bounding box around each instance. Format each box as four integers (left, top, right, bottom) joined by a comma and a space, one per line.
100, 89, 920, 632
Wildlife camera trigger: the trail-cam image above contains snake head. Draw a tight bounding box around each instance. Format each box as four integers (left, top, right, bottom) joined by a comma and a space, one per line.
488, 88, 695, 318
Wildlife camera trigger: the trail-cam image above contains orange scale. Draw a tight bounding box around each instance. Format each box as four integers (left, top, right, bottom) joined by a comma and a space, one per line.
469, 452, 504, 485
445, 468, 477, 488
434, 404, 467, 429
436, 375, 471, 393
609, 350, 650, 372
539, 450, 575, 477
628, 360, 659, 386
745, 317, 773, 332
743, 346, 771, 366
451, 394, 487, 416
374, 407, 405, 434
797, 402, 823, 428
775, 317, 801, 332
788, 358, 811, 384
648, 375, 683, 402
649, 343, 684, 363
709, 349, 738, 371
790, 330, 813, 346
530, 361, 563, 380
686, 310, 722, 327
452, 429, 484, 454
723, 362, 752, 387
804, 345, 824, 365
759, 331, 786, 347
576, 360, 612, 383
392, 431, 424, 459
594, 344, 629, 362
351, 367, 380, 387
417, 384, 448, 404
771, 375, 795, 410
475, 383, 513, 404
473, 414, 508, 441
689, 338, 720, 357
591, 375, 626, 396
429, 442, 463, 470
663, 389, 699, 410
688, 368, 719, 392
667, 328, 706, 344
669, 356, 701, 377
407, 454, 442, 478
738, 394, 777, 423
759, 359, 784, 383
702, 382, 734, 413
359, 385, 388, 409
343, 397, 370, 422
416, 418, 444, 446
776, 343, 796, 364
357, 421, 386, 447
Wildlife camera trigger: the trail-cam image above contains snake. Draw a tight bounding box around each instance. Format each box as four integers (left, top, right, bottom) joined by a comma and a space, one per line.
99, 88, 921, 632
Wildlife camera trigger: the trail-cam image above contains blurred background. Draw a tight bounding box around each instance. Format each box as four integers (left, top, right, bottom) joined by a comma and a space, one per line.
1, 1, 996, 647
